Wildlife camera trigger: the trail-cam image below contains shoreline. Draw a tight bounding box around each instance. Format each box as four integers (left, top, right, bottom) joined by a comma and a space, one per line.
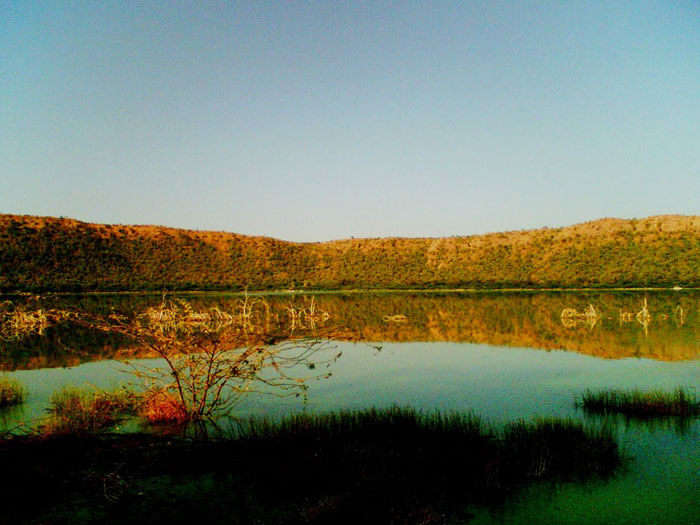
1, 286, 697, 297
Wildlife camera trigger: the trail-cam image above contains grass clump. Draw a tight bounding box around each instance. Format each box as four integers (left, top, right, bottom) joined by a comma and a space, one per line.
236, 407, 620, 488
44, 386, 138, 434
238, 405, 485, 441
224, 408, 621, 522
501, 418, 620, 481
0, 376, 26, 408
579, 387, 699, 417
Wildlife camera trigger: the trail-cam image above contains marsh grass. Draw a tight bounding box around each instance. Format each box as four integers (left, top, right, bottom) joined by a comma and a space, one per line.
579, 387, 699, 417
1, 406, 623, 525
234, 407, 620, 488
44, 386, 138, 434
0, 376, 26, 408
237, 406, 485, 441
501, 418, 620, 481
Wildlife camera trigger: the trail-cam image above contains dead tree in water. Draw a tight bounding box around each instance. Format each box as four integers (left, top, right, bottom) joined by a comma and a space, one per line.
0, 300, 77, 341
560, 304, 600, 330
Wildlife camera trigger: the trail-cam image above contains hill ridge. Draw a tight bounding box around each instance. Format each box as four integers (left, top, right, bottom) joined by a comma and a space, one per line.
1, 214, 699, 291
2, 213, 699, 243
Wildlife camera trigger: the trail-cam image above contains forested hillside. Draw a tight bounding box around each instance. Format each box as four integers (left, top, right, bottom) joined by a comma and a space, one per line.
1, 214, 699, 291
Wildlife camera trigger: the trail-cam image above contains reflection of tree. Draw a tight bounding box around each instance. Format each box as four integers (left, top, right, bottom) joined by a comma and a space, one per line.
316, 292, 698, 361
383, 314, 408, 323
558, 296, 698, 345
0, 299, 76, 341
560, 304, 600, 330
285, 296, 331, 332
673, 304, 687, 328
635, 297, 651, 336
617, 298, 653, 337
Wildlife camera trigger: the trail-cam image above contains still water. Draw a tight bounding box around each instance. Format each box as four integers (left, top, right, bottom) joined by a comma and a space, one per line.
1, 291, 698, 523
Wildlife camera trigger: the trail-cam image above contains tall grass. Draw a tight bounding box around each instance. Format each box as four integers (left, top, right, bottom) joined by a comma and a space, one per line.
501, 418, 619, 481
0, 376, 26, 408
579, 387, 699, 417
44, 386, 138, 434
234, 406, 620, 486
238, 406, 485, 441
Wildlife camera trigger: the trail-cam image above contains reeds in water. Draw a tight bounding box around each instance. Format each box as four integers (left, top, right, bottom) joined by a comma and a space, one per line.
501, 418, 619, 481
238, 405, 485, 442
0, 376, 26, 408
579, 387, 699, 417
44, 386, 138, 434
234, 406, 620, 486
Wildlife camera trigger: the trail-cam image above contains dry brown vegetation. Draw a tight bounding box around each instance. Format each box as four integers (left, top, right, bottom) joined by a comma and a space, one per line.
1, 214, 699, 292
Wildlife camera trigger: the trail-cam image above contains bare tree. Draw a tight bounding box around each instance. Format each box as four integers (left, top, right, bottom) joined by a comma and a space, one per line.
85, 295, 341, 423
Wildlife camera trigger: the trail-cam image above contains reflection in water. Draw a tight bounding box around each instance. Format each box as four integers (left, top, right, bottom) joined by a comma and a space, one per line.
582, 410, 697, 436
636, 297, 652, 336
564, 297, 668, 336
0, 291, 698, 369
383, 314, 408, 323
285, 296, 331, 332
615, 296, 654, 336
560, 304, 600, 330
0, 299, 77, 340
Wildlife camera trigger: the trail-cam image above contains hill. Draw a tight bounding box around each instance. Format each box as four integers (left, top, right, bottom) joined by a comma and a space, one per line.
1, 214, 699, 291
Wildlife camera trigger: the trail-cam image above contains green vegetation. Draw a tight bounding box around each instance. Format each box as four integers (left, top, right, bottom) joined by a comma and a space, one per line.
579, 387, 699, 417
238, 406, 486, 442
237, 407, 620, 484
0, 376, 25, 408
1, 407, 621, 524
1, 214, 699, 292
44, 386, 138, 434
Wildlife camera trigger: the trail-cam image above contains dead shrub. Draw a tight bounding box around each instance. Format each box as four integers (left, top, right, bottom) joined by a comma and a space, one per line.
141, 390, 188, 424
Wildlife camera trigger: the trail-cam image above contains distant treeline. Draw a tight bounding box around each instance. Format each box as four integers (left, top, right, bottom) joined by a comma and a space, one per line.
1, 214, 699, 292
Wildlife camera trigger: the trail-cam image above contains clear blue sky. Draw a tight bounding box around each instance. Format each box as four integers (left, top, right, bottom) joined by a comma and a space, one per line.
2, 1, 698, 241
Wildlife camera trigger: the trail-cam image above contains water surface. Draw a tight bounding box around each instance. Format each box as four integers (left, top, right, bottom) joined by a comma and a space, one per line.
1, 291, 698, 523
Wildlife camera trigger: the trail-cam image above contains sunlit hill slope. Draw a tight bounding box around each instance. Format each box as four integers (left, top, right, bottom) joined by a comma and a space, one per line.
1, 214, 699, 292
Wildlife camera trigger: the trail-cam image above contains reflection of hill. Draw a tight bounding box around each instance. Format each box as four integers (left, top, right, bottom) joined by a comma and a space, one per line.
309, 293, 699, 361
0, 321, 141, 370
1, 292, 697, 369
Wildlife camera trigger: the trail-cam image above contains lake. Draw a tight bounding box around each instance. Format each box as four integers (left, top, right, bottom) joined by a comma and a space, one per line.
1, 290, 698, 523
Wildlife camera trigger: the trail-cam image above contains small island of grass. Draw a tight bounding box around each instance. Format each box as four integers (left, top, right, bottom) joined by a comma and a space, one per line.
579, 387, 699, 418
0, 377, 26, 408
